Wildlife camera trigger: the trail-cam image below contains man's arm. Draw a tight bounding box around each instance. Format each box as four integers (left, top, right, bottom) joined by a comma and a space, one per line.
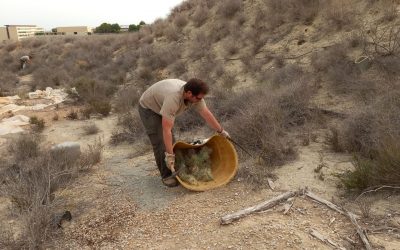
198, 106, 223, 132
162, 116, 174, 154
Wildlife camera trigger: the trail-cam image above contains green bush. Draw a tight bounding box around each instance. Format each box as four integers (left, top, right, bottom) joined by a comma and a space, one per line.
29, 116, 45, 132
89, 99, 112, 116
341, 138, 400, 191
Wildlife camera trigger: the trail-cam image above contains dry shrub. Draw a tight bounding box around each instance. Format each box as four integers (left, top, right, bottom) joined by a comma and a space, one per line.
191, 5, 209, 27
110, 111, 145, 145
219, 70, 238, 90
8, 134, 40, 162
356, 196, 376, 218
311, 44, 375, 97
379, 0, 398, 22
208, 88, 246, 122
208, 20, 232, 42
169, 59, 187, 77
83, 123, 100, 135
138, 26, 154, 44
174, 109, 204, 133
187, 30, 212, 60
89, 99, 112, 116
326, 127, 345, 152
30, 116, 45, 132
80, 139, 104, 171
174, 13, 188, 28
224, 83, 312, 167
265, 0, 320, 27
5, 42, 18, 52
152, 19, 167, 37
237, 160, 275, 190
0, 134, 103, 248
322, 0, 356, 30
164, 25, 181, 41
138, 44, 179, 71
113, 85, 142, 113
341, 111, 378, 157
216, 0, 243, 19
333, 90, 400, 191
0, 71, 18, 95
66, 110, 78, 120
22, 202, 56, 249
222, 39, 240, 57
340, 138, 400, 191
363, 24, 400, 57
374, 55, 400, 79
270, 64, 303, 87
189, 53, 222, 84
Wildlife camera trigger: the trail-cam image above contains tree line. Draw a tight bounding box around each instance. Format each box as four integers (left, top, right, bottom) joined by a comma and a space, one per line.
94, 21, 146, 33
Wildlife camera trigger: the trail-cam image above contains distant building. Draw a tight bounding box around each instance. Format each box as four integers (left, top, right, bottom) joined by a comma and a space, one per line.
120, 25, 129, 32
0, 27, 7, 41
54, 26, 93, 35
0, 25, 44, 41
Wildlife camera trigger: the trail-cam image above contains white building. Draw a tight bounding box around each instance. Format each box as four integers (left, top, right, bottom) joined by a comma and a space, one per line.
0, 25, 45, 41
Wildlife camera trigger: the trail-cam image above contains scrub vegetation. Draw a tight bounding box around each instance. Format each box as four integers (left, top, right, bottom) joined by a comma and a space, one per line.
0, 0, 400, 247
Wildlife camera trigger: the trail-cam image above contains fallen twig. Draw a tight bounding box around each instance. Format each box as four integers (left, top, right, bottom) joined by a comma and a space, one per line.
346, 211, 372, 250
356, 185, 400, 201
305, 191, 348, 217
267, 178, 275, 190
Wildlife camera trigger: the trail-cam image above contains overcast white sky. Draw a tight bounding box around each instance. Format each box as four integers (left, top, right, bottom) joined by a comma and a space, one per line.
0, 0, 185, 30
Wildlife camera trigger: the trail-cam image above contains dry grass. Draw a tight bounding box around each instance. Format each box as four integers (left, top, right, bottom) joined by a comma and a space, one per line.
30, 116, 45, 132
191, 5, 209, 27
110, 111, 145, 145
322, 0, 356, 30
223, 83, 312, 167
83, 123, 100, 135
0, 135, 104, 248
216, 0, 243, 19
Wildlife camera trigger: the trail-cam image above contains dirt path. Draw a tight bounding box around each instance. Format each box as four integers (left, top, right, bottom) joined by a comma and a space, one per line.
1, 110, 398, 249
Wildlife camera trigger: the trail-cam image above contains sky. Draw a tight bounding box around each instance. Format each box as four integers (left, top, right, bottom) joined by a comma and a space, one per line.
0, 0, 185, 30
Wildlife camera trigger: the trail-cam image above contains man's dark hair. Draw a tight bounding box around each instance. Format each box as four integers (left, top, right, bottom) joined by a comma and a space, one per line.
184, 78, 209, 96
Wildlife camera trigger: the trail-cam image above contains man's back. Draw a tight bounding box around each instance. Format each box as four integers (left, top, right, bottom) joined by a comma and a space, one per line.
139, 79, 185, 113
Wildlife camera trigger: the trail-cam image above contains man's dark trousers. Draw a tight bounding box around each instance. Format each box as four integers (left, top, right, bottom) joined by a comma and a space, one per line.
139, 105, 174, 179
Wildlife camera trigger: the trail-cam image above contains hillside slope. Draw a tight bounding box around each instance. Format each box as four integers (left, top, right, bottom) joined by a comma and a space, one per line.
1, 0, 400, 249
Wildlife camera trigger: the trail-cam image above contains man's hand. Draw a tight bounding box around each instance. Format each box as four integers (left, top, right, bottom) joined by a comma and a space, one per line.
218, 129, 231, 139
165, 152, 175, 172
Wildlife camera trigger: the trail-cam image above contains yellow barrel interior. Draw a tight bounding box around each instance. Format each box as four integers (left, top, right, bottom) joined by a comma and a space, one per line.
173, 135, 238, 191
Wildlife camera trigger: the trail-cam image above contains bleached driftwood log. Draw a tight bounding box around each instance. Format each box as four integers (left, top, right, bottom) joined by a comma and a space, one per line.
220, 190, 299, 225
309, 229, 346, 250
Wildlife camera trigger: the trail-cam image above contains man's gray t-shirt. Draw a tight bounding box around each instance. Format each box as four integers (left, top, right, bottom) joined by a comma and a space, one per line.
139, 79, 206, 121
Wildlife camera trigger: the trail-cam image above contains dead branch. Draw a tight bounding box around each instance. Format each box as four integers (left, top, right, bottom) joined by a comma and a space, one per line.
220, 190, 300, 225
283, 198, 294, 215
305, 191, 348, 216
346, 211, 372, 250
267, 178, 275, 190
309, 229, 346, 250
356, 185, 400, 201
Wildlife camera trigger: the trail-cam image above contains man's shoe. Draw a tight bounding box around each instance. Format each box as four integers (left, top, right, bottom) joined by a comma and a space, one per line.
162, 177, 179, 187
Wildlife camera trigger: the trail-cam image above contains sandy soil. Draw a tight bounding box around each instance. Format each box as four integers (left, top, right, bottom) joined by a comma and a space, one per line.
0, 101, 399, 250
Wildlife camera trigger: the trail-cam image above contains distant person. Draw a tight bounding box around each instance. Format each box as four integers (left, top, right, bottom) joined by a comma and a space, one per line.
138, 78, 230, 187
20, 55, 32, 70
